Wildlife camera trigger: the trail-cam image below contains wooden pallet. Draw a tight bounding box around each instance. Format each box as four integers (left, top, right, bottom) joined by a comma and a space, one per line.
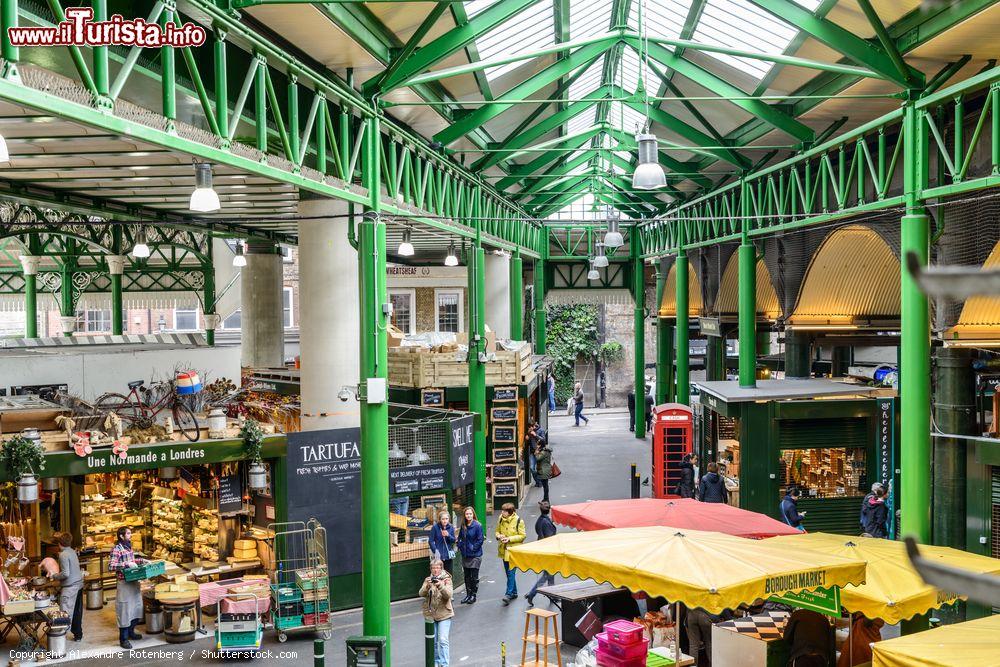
388, 343, 533, 388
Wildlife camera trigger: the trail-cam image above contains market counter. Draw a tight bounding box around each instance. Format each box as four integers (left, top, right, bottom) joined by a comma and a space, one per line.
711, 611, 790, 667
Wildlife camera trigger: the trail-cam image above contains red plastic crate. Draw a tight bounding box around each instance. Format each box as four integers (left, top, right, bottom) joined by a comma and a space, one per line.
596, 632, 648, 659
303, 612, 329, 626
596, 647, 646, 667
603, 619, 645, 646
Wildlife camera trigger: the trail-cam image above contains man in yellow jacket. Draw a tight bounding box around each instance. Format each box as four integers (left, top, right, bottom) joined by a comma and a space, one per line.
495, 502, 526, 605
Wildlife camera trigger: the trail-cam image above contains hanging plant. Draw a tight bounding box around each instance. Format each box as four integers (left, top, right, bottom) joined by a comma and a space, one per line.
599, 340, 625, 364
240, 419, 265, 463
1, 435, 45, 504
546, 304, 600, 402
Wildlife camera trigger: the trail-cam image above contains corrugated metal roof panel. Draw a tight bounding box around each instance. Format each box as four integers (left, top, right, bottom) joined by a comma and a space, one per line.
659, 262, 703, 317
954, 240, 1000, 329
713, 255, 781, 318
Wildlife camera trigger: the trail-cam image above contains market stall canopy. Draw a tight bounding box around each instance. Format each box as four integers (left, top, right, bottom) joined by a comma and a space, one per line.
871, 614, 1000, 667
507, 526, 865, 615
767, 533, 1000, 625
551, 498, 800, 539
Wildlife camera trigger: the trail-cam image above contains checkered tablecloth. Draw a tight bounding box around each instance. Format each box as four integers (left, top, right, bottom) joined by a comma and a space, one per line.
715, 611, 790, 642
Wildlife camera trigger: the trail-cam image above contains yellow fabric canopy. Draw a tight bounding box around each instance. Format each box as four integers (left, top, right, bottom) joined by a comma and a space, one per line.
871, 614, 1000, 667
768, 533, 1000, 624
506, 526, 866, 615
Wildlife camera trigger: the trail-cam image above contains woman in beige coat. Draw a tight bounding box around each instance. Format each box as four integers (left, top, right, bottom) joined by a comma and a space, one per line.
419, 559, 454, 667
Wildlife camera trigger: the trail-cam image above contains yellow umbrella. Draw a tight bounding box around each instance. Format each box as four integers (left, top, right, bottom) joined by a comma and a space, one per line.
768, 533, 1000, 624
506, 526, 866, 615
871, 614, 1000, 667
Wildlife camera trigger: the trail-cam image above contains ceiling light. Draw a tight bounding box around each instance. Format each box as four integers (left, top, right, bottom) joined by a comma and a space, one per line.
233, 242, 247, 267
587, 263, 599, 281
388, 441, 407, 460
398, 229, 415, 257
593, 243, 609, 268
444, 242, 458, 267
190, 163, 220, 212
632, 133, 666, 190
131, 227, 150, 258
604, 216, 624, 249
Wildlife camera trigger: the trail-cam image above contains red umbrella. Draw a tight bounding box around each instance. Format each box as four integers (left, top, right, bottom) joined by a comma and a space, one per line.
550, 498, 801, 539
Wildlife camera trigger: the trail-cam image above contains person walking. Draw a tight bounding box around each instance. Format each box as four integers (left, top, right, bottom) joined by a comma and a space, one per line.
573, 382, 589, 426
419, 559, 454, 667
429, 510, 457, 573
860, 483, 889, 538
780, 486, 807, 531
527, 423, 547, 488
533, 439, 554, 503
547, 374, 556, 414
50, 532, 84, 642
675, 454, 697, 499
457, 507, 484, 604
108, 527, 146, 649
495, 502, 526, 605
697, 462, 728, 504
525, 501, 557, 606
644, 385, 655, 434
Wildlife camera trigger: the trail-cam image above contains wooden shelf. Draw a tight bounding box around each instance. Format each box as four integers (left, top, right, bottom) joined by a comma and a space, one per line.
520, 662, 559, 667
523, 634, 558, 646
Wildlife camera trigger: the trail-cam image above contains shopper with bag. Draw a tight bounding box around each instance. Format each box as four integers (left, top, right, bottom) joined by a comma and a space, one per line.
429, 510, 457, 574
533, 439, 558, 503
524, 501, 557, 606
496, 503, 526, 605
457, 507, 483, 605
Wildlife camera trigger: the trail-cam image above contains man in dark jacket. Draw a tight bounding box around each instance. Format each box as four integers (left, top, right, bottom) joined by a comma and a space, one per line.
697, 462, 728, 503
783, 608, 835, 666
644, 385, 655, 434
780, 487, 807, 531
860, 483, 889, 538
675, 454, 697, 498
525, 501, 557, 606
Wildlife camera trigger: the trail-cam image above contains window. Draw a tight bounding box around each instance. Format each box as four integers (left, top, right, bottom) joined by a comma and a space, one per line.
466, 0, 555, 81
75, 309, 111, 333
435, 290, 463, 333
389, 289, 415, 334
174, 304, 199, 331
279, 245, 294, 263
221, 310, 242, 330
283, 287, 294, 328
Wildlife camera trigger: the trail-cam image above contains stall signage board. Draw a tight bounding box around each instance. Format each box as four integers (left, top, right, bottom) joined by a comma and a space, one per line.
390, 465, 447, 494
286, 428, 362, 577
450, 416, 474, 488
698, 317, 722, 337
421, 388, 445, 407
493, 386, 517, 402
218, 474, 243, 514
769, 586, 841, 617
491, 407, 517, 422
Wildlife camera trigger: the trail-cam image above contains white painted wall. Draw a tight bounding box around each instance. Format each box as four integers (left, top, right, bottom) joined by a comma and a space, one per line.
0, 345, 242, 401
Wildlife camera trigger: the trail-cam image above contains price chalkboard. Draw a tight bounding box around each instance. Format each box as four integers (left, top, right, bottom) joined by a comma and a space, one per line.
449, 416, 475, 488
218, 474, 244, 514
492, 425, 516, 442
421, 388, 445, 407
491, 407, 517, 422
493, 386, 517, 402
492, 447, 516, 462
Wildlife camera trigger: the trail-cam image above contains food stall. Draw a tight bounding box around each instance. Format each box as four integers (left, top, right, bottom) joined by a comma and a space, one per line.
694, 379, 897, 533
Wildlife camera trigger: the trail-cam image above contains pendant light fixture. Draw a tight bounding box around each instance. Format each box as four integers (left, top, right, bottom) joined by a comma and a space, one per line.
189, 163, 221, 212
587, 262, 599, 281
232, 241, 247, 267
604, 210, 624, 249
632, 132, 667, 190
444, 241, 458, 267
397, 228, 415, 257
593, 242, 609, 268
131, 227, 150, 258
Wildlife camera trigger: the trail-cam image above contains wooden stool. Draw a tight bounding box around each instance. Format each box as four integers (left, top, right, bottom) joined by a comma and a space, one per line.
521, 607, 561, 667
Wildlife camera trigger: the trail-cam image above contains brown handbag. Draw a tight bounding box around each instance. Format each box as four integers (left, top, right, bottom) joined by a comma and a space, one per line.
550, 462, 562, 478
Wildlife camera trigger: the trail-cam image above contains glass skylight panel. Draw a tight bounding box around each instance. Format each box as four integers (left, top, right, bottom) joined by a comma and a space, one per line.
571, 0, 615, 41
691, 0, 821, 79
617, 46, 641, 93
609, 102, 647, 134
566, 106, 598, 137
628, 0, 690, 41
569, 56, 605, 102
466, 0, 556, 80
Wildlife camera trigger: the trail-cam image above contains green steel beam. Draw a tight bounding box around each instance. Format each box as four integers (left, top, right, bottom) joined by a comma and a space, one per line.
468, 209, 488, 521
362, 2, 450, 95
674, 243, 690, 406
632, 233, 646, 439
447, 1, 495, 103
752, 0, 838, 96
855, 0, 921, 88
533, 256, 546, 354
510, 250, 523, 338
495, 127, 604, 190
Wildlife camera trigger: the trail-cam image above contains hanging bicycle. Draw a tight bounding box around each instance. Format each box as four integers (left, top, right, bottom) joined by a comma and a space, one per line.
95, 379, 200, 442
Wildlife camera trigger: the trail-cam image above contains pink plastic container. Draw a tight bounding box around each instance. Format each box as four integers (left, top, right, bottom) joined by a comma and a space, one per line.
603, 619, 645, 646
595, 647, 647, 667
596, 632, 648, 659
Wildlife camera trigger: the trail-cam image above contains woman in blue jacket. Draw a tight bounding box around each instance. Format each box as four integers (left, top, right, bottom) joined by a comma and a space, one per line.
429, 510, 457, 574
457, 507, 484, 605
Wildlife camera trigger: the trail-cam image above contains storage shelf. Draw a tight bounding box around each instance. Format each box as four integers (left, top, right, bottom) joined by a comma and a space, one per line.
523, 634, 558, 646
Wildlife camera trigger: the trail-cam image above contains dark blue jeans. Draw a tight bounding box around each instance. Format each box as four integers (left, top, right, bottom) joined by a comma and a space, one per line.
574, 402, 588, 426
503, 559, 517, 597
548, 389, 556, 412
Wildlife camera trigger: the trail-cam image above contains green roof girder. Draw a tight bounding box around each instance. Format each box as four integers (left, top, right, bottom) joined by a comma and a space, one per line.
605, 127, 712, 189
513, 152, 602, 199
495, 126, 605, 190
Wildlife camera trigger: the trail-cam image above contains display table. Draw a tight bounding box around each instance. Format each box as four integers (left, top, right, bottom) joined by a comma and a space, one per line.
536, 581, 637, 648
185, 560, 262, 582
0, 606, 58, 652
711, 611, 790, 667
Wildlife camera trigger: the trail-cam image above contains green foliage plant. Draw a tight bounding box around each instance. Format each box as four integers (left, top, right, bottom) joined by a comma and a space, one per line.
545, 304, 599, 402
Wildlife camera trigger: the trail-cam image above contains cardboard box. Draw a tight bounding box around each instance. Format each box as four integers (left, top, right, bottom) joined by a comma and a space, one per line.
387, 324, 405, 348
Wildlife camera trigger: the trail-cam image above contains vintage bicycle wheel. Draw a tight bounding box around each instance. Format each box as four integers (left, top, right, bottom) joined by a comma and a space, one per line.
94, 392, 146, 428
172, 401, 201, 442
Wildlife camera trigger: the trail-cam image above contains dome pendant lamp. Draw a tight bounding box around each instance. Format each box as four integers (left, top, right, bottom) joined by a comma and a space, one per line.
131, 227, 150, 258
444, 242, 459, 267
397, 228, 415, 257
587, 262, 599, 281
190, 163, 221, 212
604, 214, 624, 250
593, 243, 609, 269
632, 132, 666, 190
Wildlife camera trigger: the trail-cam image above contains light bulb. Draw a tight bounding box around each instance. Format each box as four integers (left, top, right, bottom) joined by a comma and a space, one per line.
632, 133, 666, 190
604, 216, 624, 249
131, 228, 150, 258
190, 163, 220, 212
444, 242, 458, 267
232, 242, 247, 267
397, 229, 415, 257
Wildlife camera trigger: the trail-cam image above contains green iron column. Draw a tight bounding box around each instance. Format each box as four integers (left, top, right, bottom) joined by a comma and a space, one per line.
738, 236, 757, 388
59, 259, 74, 337
19, 254, 38, 338
107, 256, 125, 336
932, 347, 974, 550
1, 0, 19, 80
633, 237, 646, 439
675, 246, 690, 406
359, 115, 390, 651
469, 214, 488, 520
203, 252, 218, 346
655, 262, 672, 405
705, 335, 725, 382
784, 331, 812, 377
533, 258, 546, 354
900, 100, 931, 543
509, 251, 523, 340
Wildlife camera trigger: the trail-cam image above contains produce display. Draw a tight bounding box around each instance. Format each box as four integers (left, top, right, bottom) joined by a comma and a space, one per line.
151, 497, 191, 563
192, 508, 220, 563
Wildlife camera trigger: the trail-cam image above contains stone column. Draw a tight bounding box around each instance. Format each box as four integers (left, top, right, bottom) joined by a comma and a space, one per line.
18, 255, 38, 338
298, 197, 360, 429
106, 254, 126, 335
483, 250, 511, 338
240, 240, 284, 368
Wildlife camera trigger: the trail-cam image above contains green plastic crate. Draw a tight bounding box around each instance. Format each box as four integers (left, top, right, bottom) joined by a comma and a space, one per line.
270, 584, 302, 603
302, 600, 329, 614
217, 630, 260, 648
123, 560, 166, 582
275, 615, 302, 630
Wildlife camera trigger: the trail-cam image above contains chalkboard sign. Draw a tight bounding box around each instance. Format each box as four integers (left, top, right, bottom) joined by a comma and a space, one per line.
287, 428, 362, 577
394, 478, 420, 494
493, 386, 517, 402
390, 464, 447, 494
493, 482, 517, 496
449, 416, 474, 488
491, 407, 517, 422
492, 426, 516, 442
492, 447, 516, 462
492, 464, 517, 479
421, 388, 445, 407
218, 474, 244, 514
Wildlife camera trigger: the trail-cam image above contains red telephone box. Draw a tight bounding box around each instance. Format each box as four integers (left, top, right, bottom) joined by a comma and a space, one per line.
652, 403, 694, 499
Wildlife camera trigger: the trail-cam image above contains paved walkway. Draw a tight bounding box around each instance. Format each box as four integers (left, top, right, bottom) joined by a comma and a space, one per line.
60, 413, 648, 666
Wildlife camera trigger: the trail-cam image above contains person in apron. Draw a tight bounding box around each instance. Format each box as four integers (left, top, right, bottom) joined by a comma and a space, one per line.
108, 527, 145, 648
50, 533, 85, 641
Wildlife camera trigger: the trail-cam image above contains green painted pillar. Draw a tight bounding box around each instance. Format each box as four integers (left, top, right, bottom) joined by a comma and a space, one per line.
932, 347, 974, 551
738, 242, 757, 388
705, 335, 725, 382
784, 331, 812, 378
509, 251, 523, 340
469, 234, 487, 520
633, 240, 646, 439
900, 101, 931, 543
756, 330, 771, 356
359, 116, 390, 652
675, 250, 690, 406
533, 259, 546, 354
108, 259, 124, 336
655, 265, 671, 406
19, 254, 38, 338
831, 346, 851, 377
59, 260, 74, 337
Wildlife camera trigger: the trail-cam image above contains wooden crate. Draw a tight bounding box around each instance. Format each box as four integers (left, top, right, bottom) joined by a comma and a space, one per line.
388, 343, 533, 388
